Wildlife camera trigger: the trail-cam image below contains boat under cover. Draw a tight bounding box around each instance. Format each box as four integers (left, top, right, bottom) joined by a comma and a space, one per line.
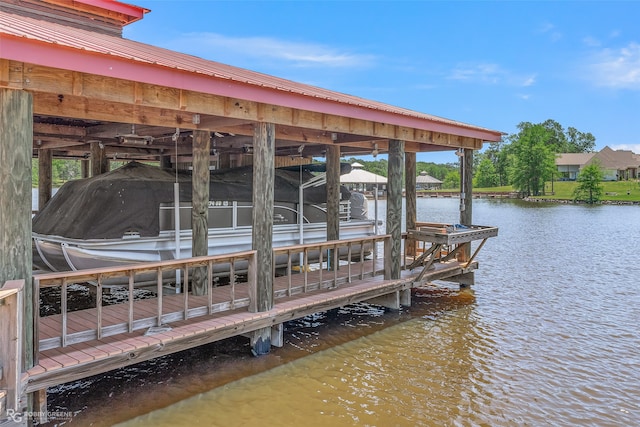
32, 162, 376, 274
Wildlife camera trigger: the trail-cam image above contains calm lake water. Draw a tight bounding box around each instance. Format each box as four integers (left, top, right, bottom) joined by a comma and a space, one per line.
45, 198, 639, 427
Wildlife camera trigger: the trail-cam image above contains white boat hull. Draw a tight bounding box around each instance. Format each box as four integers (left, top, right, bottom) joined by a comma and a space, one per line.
33, 220, 376, 275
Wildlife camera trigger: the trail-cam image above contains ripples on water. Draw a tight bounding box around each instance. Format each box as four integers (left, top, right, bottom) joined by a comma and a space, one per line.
48, 199, 639, 426
114, 288, 483, 427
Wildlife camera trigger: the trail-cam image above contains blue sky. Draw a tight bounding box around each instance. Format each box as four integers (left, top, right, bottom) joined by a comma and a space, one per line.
124, 0, 640, 164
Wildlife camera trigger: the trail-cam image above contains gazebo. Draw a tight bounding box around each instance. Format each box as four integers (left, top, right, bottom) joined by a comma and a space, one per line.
340, 162, 388, 196
416, 171, 443, 190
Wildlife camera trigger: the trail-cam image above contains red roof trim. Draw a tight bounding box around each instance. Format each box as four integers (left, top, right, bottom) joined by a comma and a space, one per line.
0, 15, 502, 142
66, 0, 149, 24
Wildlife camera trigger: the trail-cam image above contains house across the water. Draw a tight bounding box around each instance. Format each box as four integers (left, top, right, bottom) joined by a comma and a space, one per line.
556, 146, 640, 181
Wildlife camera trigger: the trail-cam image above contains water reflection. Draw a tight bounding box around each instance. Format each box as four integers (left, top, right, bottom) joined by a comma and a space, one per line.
116, 287, 488, 427
47, 199, 640, 427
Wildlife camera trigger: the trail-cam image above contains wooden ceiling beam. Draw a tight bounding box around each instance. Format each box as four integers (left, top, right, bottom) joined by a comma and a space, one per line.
19, 62, 481, 151
33, 122, 87, 137
33, 138, 87, 149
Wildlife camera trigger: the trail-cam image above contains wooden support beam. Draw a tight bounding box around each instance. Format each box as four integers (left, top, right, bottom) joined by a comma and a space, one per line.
33, 138, 87, 150
400, 289, 411, 306
271, 323, 284, 348
440, 272, 475, 287
37, 148, 53, 211
0, 89, 34, 375
81, 159, 90, 178
250, 122, 275, 355
366, 291, 401, 310
459, 148, 474, 261
217, 152, 231, 170
405, 152, 417, 257
386, 140, 404, 280
21, 62, 493, 149
33, 122, 87, 137
191, 130, 210, 296
326, 145, 340, 270
251, 123, 275, 312
90, 141, 108, 176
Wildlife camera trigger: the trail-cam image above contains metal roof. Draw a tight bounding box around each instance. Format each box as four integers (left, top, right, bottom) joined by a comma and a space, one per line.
0, 7, 502, 142
340, 168, 388, 185
416, 172, 443, 184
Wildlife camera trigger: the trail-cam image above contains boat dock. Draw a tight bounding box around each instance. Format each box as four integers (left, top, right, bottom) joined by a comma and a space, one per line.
1, 2, 504, 423
1, 228, 496, 424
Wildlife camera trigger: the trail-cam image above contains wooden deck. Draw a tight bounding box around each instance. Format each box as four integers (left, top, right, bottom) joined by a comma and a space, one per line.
25, 258, 476, 393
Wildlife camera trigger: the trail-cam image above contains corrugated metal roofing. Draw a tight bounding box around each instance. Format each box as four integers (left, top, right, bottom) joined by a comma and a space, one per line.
0, 8, 502, 140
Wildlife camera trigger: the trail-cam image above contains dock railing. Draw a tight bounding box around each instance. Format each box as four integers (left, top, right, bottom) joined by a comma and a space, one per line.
0, 280, 24, 421
403, 220, 471, 267
31, 234, 394, 358
272, 234, 392, 297
33, 251, 257, 354
403, 221, 499, 271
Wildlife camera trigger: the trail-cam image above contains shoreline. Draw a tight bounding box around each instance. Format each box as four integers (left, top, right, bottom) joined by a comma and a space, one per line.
523, 197, 640, 205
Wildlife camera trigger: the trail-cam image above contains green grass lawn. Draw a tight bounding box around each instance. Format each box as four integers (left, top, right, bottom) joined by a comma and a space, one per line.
470, 180, 640, 202
428, 181, 640, 202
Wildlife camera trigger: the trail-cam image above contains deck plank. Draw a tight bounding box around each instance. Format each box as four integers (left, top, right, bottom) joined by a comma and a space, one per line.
28, 258, 477, 393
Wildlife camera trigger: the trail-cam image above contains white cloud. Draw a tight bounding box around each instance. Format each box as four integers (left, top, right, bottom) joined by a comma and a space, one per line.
448, 63, 536, 87
522, 75, 537, 87
448, 63, 504, 84
610, 144, 640, 154
583, 36, 601, 48
168, 32, 375, 68
537, 22, 562, 42
414, 83, 438, 90
588, 42, 640, 90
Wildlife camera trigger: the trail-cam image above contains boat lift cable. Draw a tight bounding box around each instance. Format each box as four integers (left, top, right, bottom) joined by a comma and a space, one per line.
373, 145, 379, 236
173, 128, 181, 293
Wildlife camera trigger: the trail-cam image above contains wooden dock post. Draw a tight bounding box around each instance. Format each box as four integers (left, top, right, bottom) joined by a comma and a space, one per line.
90, 141, 108, 176
459, 148, 474, 287
191, 130, 211, 295
0, 281, 25, 425
326, 145, 340, 270
81, 159, 90, 178
405, 152, 417, 257
250, 122, 275, 355
386, 140, 404, 280
0, 88, 34, 380
37, 148, 53, 211
460, 148, 473, 227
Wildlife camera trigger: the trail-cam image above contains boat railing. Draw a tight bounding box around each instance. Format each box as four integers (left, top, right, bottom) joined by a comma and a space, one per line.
158, 200, 354, 231
272, 234, 392, 297
33, 251, 257, 353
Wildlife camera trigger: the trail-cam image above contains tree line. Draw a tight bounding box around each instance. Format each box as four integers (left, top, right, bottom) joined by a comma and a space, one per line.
475, 119, 595, 195
34, 119, 597, 198
352, 119, 596, 197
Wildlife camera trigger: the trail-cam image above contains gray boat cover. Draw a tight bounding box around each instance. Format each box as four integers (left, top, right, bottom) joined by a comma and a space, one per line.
32, 162, 351, 239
